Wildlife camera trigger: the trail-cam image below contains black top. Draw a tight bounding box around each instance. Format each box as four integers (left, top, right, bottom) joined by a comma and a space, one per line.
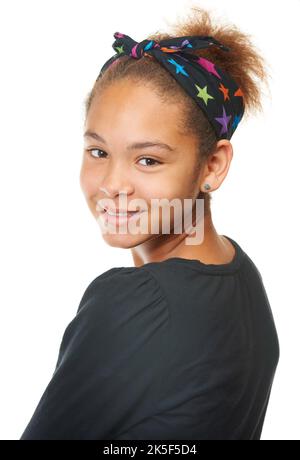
20, 235, 280, 440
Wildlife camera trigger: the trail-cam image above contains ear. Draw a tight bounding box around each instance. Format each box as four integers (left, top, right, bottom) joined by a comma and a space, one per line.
198, 140, 233, 193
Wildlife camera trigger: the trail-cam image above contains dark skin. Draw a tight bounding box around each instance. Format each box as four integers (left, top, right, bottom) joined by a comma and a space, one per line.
80, 79, 236, 267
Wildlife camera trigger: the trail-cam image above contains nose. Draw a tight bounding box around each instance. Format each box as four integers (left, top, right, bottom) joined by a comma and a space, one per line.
99, 162, 134, 198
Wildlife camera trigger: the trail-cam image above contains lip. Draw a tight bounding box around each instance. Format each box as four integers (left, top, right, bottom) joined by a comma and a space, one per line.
104, 207, 139, 214
98, 203, 145, 214
101, 209, 145, 226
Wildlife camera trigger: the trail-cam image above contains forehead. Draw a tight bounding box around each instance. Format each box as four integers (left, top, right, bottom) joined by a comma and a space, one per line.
86, 80, 184, 138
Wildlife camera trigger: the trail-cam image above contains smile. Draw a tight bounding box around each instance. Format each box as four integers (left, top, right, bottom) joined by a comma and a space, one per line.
105, 209, 138, 217
101, 208, 145, 226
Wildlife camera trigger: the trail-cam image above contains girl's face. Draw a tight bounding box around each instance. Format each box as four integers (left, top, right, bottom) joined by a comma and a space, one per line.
80, 79, 204, 249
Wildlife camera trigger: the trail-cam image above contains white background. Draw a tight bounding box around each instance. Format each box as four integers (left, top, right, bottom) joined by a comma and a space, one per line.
0, 0, 299, 440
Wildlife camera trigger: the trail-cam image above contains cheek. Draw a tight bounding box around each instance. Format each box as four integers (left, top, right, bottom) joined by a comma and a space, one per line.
138, 174, 190, 223
133, 175, 178, 205
157, 169, 195, 200
134, 169, 196, 210
172, 161, 200, 197
79, 161, 99, 198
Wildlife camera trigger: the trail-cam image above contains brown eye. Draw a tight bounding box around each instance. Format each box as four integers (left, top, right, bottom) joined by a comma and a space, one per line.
87, 148, 107, 159
138, 157, 161, 167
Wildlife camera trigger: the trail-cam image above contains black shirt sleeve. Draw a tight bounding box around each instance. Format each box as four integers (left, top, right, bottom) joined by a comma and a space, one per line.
20, 267, 169, 440
19, 243, 280, 440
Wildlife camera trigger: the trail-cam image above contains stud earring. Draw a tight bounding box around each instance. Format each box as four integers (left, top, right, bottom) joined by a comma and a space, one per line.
204, 183, 211, 191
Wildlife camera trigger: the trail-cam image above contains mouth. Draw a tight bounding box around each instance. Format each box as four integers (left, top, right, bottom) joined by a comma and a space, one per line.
103, 207, 140, 217
103, 209, 145, 226
97, 204, 146, 226
96, 200, 147, 227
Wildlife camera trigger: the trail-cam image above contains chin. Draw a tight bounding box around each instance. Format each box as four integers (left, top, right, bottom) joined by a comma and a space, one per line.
101, 232, 150, 249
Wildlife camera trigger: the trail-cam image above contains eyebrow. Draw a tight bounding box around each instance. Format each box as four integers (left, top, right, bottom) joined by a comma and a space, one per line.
83, 130, 175, 152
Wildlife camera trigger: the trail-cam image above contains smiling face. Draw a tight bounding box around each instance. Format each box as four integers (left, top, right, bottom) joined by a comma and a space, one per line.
80, 79, 204, 249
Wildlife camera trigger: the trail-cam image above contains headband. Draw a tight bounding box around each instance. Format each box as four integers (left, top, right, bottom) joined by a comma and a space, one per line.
97, 32, 245, 140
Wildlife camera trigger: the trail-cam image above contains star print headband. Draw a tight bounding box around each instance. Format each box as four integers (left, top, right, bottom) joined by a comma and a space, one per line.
97, 32, 245, 140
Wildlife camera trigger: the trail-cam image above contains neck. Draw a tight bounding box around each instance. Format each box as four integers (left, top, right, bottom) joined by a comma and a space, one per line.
131, 207, 228, 267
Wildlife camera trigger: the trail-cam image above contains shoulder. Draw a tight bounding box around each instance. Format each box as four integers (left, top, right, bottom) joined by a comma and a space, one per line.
77, 266, 167, 314
68, 266, 170, 341
56, 266, 170, 372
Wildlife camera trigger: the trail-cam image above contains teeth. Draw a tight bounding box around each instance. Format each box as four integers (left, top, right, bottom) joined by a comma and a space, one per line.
106, 210, 135, 216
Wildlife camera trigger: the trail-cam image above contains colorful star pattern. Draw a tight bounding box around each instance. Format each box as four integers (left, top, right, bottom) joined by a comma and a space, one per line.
195, 84, 214, 105
219, 83, 230, 101
99, 32, 246, 140
115, 45, 124, 54
167, 58, 189, 76
215, 105, 232, 135
197, 57, 222, 79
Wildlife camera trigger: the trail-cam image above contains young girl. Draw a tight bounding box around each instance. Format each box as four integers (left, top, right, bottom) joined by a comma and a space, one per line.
20, 7, 279, 440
